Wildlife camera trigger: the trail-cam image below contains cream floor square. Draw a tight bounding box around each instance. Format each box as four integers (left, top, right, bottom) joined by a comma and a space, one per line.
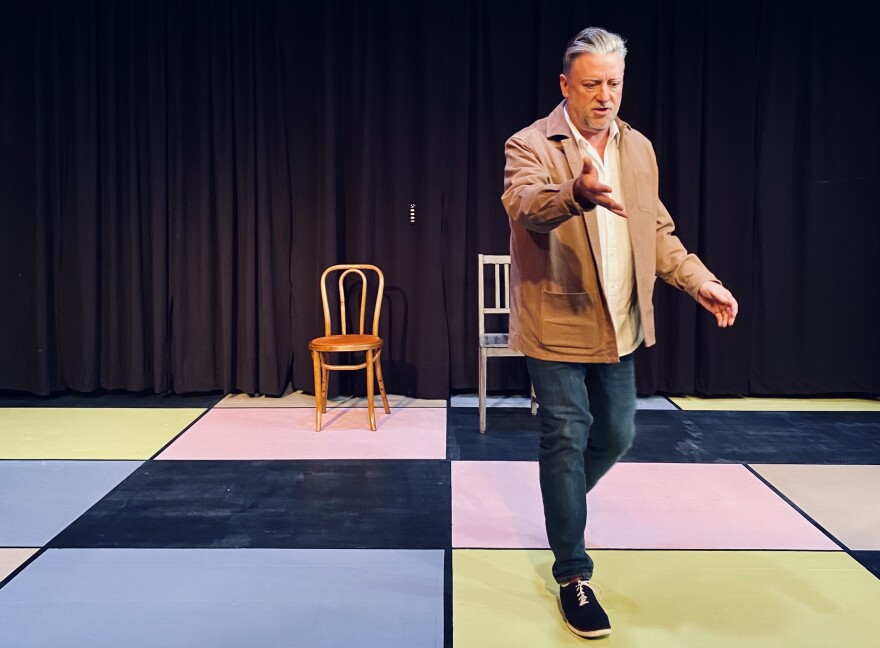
0, 409, 204, 459
453, 549, 880, 648
670, 396, 880, 411
0, 549, 38, 582
752, 464, 880, 550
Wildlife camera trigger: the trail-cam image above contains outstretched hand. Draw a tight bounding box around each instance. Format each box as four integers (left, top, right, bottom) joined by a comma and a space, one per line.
573, 156, 627, 217
697, 282, 738, 328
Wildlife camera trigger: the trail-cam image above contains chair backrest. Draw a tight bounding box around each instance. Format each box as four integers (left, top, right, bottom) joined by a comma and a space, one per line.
478, 254, 513, 344
319, 264, 385, 337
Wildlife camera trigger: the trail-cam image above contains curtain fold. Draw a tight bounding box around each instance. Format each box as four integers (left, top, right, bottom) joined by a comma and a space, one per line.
1, 0, 877, 397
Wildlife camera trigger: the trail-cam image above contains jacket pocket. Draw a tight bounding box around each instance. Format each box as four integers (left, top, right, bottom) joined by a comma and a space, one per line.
540, 290, 601, 349
634, 170, 655, 213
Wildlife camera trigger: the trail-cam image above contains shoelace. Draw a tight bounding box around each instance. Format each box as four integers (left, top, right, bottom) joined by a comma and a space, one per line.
575, 579, 604, 606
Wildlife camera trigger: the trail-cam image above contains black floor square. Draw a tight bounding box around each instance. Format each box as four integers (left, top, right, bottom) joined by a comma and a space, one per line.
448, 407, 880, 464
50, 460, 450, 549
625, 410, 880, 464
851, 551, 880, 580
0, 390, 224, 408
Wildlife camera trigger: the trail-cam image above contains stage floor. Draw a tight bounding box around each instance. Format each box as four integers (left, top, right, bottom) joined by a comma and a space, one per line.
1, 392, 879, 647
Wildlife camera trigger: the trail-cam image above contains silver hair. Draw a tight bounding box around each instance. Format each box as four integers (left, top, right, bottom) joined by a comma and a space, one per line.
562, 27, 627, 73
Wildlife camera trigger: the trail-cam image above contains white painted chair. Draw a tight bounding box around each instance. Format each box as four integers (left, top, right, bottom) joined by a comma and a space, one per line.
478, 254, 537, 432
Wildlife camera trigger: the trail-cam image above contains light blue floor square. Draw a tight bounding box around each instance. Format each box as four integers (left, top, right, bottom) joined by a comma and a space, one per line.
450, 394, 677, 410
0, 548, 445, 647
0, 461, 142, 546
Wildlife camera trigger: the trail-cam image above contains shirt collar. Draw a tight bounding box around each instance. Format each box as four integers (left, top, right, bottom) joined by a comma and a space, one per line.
563, 101, 620, 152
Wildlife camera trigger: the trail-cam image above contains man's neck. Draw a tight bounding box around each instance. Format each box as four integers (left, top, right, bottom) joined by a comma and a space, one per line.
583, 129, 610, 160
564, 103, 612, 160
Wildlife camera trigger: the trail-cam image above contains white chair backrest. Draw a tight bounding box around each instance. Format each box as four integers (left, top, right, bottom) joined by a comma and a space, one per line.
478, 254, 512, 340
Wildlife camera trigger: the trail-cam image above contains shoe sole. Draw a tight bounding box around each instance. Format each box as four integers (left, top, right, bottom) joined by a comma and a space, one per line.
564, 619, 611, 640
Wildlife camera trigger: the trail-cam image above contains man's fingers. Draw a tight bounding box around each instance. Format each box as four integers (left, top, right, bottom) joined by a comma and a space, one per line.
593, 194, 626, 217
719, 295, 738, 327
579, 156, 626, 216
698, 283, 739, 328
717, 304, 737, 328
605, 202, 627, 218
581, 156, 594, 174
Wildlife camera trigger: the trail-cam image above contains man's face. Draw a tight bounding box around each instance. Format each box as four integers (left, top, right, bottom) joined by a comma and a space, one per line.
560, 52, 625, 138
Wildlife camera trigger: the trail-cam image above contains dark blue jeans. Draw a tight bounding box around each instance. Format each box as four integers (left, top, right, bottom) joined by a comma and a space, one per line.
525, 354, 636, 584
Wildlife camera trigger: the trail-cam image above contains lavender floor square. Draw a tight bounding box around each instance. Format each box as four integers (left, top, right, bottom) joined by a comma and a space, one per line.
0, 461, 142, 546
0, 548, 444, 648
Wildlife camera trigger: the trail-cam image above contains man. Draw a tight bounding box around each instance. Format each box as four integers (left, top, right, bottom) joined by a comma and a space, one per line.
501, 26, 737, 639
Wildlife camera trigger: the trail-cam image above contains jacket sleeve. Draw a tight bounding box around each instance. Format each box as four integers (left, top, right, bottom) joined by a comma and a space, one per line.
655, 198, 718, 299
501, 134, 587, 233
631, 135, 718, 299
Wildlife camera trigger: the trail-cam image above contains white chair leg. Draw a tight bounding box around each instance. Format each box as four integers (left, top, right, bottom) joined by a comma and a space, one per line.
530, 381, 538, 415
479, 347, 488, 432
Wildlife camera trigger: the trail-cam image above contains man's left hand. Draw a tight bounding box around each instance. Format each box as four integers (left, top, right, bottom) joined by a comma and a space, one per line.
697, 282, 738, 328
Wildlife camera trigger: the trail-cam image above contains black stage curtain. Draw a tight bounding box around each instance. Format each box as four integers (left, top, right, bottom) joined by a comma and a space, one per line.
1, 0, 878, 398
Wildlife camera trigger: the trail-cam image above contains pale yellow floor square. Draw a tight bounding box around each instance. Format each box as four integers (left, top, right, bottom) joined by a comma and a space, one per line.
0, 548, 38, 582
752, 464, 880, 550
453, 549, 880, 648
216, 391, 446, 408
0, 409, 204, 459
670, 396, 880, 411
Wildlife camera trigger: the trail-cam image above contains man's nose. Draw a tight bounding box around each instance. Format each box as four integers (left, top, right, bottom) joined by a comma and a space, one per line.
596, 83, 611, 102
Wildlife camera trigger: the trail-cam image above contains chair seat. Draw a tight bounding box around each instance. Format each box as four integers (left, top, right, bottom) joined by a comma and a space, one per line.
309, 334, 383, 352
480, 333, 510, 347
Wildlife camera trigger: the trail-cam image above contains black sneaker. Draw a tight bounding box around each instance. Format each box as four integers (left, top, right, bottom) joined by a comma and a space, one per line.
559, 579, 611, 639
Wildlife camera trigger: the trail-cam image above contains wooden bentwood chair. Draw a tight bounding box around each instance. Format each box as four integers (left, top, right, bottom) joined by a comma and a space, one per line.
308, 264, 390, 431
478, 254, 537, 432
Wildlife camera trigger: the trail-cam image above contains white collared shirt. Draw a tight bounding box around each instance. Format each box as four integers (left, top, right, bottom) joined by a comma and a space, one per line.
564, 105, 643, 356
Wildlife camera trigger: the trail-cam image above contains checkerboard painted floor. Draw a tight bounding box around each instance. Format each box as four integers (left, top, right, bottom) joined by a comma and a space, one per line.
2, 391, 879, 647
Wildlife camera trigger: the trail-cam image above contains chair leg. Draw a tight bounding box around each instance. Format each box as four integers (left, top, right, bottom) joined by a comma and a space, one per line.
311, 350, 323, 432
478, 347, 488, 432
375, 349, 390, 414
365, 349, 376, 431
530, 381, 538, 415
321, 355, 329, 413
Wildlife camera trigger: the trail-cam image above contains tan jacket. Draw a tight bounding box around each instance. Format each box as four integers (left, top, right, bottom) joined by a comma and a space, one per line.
501, 102, 717, 363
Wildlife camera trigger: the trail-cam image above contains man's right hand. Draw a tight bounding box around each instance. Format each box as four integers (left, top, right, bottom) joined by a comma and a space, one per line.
573, 156, 627, 217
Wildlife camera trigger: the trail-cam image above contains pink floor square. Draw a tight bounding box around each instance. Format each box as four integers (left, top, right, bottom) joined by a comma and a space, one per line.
157, 407, 446, 460
451, 461, 838, 550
